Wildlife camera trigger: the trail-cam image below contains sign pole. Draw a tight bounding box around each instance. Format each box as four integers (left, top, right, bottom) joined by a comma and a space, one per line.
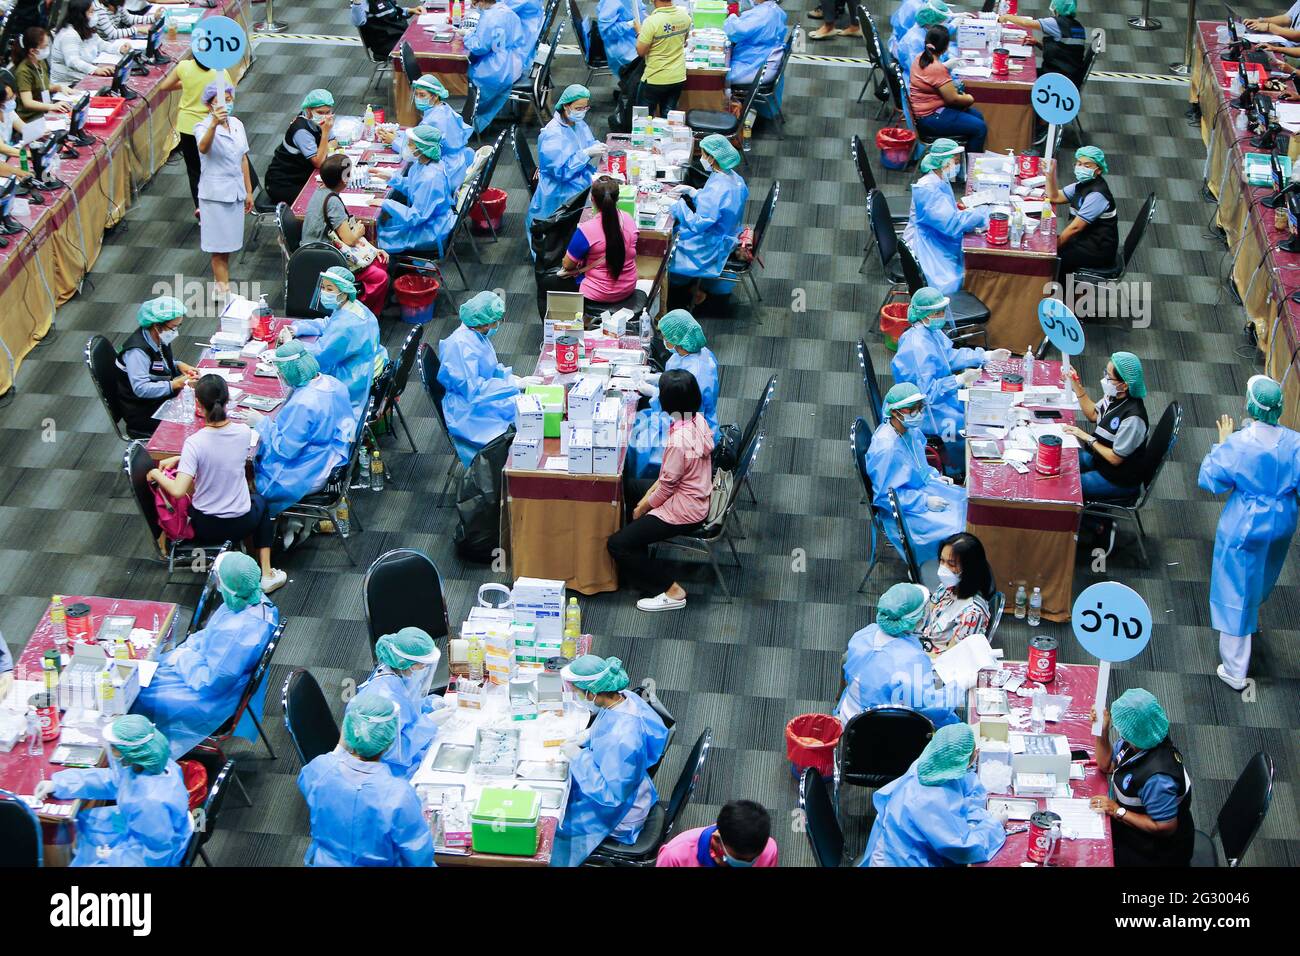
255, 0, 286, 33
1091, 661, 1110, 737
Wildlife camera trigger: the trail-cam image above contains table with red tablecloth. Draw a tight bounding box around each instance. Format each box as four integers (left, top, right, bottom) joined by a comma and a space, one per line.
289, 149, 399, 244
964, 359, 1082, 623
958, 41, 1038, 155
391, 20, 471, 127
973, 661, 1114, 867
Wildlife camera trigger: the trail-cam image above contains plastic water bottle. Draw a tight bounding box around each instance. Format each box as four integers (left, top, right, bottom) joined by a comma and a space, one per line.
50, 595, 67, 647
1009, 211, 1024, 248
565, 596, 581, 635
1028, 587, 1043, 626
1023, 346, 1035, 386
363, 104, 375, 133
335, 500, 351, 538
370, 451, 384, 492
1030, 688, 1046, 734
467, 638, 484, 681
354, 448, 370, 489
639, 309, 653, 352
1014, 585, 1027, 619
26, 710, 42, 757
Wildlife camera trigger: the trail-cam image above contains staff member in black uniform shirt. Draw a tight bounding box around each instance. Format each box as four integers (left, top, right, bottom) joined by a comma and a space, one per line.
350, 0, 426, 60
1044, 145, 1118, 281
999, 0, 1088, 89
114, 296, 197, 438
1065, 350, 1149, 503
1091, 688, 1194, 867
263, 89, 336, 205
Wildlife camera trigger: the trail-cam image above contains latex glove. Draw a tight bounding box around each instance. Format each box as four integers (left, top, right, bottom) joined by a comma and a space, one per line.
242, 407, 263, 428
926, 496, 949, 512
672, 184, 696, 198
957, 368, 980, 387
514, 375, 543, 388
987, 348, 1011, 362
569, 728, 592, 747
0, 672, 11, 701
584, 144, 605, 159
428, 706, 456, 725
560, 740, 583, 761
277, 325, 296, 345
937, 475, 954, 486
34, 780, 54, 801
636, 379, 657, 397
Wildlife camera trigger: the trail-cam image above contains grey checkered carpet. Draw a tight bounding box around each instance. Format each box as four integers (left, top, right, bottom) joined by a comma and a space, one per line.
1, 0, 1296, 866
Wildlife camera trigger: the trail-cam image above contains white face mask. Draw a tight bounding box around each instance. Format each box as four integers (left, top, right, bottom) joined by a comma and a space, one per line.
158, 328, 179, 345
34, 46, 50, 61
1100, 377, 1119, 398
937, 565, 960, 589
2, 100, 14, 115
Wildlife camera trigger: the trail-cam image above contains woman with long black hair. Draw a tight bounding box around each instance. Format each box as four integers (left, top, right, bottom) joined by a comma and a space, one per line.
560, 175, 640, 307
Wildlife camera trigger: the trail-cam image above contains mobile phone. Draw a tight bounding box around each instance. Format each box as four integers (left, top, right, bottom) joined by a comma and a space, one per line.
217, 358, 246, 368
1034, 409, 1062, 420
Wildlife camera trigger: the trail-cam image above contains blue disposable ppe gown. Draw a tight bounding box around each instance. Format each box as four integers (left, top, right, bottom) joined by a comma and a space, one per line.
437, 323, 520, 465
551, 690, 669, 867
293, 299, 383, 421
464, 3, 528, 132
904, 173, 990, 296
52, 760, 194, 867
1198, 421, 1300, 636
890, 323, 984, 443
835, 623, 960, 728
298, 748, 437, 866
391, 103, 475, 189
132, 600, 280, 758
357, 665, 445, 778
864, 420, 967, 565
598, 0, 645, 77
670, 169, 749, 280
254, 373, 354, 516
890, 0, 925, 56
725, 3, 787, 118
526, 114, 597, 244
505, 0, 543, 48
378, 158, 458, 256
862, 763, 1006, 866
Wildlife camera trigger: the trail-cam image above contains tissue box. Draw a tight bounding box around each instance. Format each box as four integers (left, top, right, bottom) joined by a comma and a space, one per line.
566, 426, 593, 474
509, 436, 543, 470
525, 384, 565, 438
600, 308, 632, 337
471, 788, 541, 856
567, 376, 604, 424
514, 394, 545, 441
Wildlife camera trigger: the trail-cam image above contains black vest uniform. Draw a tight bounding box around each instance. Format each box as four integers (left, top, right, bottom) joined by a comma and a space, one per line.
1090, 394, 1147, 489
264, 116, 322, 205
1041, 15, 1087, 89
1060, 175, 1119, 275
1111, 737, 1195, 867
359, 0, 410, 59
115, 328, 180, 438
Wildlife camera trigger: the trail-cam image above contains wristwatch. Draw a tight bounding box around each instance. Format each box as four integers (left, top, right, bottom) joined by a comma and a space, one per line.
1114, 806, 1127, 819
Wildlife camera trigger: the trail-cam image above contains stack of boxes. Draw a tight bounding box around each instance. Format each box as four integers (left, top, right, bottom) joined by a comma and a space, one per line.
511, 394, 545, 470
58, 643, 140, 716
511, 577, 564, 658
212, 297, 253, 351
462, 605, 516, 686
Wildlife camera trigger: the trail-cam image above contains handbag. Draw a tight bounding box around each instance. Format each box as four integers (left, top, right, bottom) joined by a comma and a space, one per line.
327, 194, 379, 270
703, 468, 735, 532
152, 466, 194, 541
712, 422, 742, 471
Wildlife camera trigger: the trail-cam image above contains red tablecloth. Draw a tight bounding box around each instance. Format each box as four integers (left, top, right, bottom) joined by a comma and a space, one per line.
975, 661, 1114, 868
289, 148, 399, 228
958, 39, 1039, 154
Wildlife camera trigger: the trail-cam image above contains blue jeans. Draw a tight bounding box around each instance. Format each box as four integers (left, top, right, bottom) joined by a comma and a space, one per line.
916, 106, 988, 154
1079, 449, 1139, 502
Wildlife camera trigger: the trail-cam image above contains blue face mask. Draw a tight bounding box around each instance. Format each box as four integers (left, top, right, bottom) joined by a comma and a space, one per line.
1074, 164, 1095, 182
926, 316, 947, 330
568, 108, 588, 123
483, 325, 500, 339
320, 291, 342, 310
414, 97, 434, 112
723, 852, 755, 867
902, 410, 924, 429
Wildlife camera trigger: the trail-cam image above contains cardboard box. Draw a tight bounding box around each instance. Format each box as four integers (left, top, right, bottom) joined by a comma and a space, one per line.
514, 394, 545, 441
566, 376, 603, 424
592, 444, 621, 476
566, 426, 593, 474
509, 436, 543, 471
592, 399, 621, 448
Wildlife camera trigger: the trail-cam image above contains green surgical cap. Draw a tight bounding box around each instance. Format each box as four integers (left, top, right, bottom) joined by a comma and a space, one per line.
301, 89, 334, 111
917, 723, 975, 786
920, 138, 962, 174
1246, 374, 1284, 425
412, 74, 449, 100
1111, 351, 1146, 398
460, 290, 506, 327
1050, 0, 1078, 17
564, 655, 630, 694
409, 124, 443, 161
877, 582, 929, 635
1110, 688, 1169, 751
1075, 145, 1108, 175
216, 552, 263, 613
274, 340, 320, 389
137, 296, 186, 328
321, 265, 358, 301
659, 309, 707, 352
557, 84, 591, 108
700, 134, 741, 171
907, 287, 950, 323
342, 692, 399, 759
105, 715, 171, 774
883, 381, 924, 413
916, 0, 951, 27
375, 627, 440, 671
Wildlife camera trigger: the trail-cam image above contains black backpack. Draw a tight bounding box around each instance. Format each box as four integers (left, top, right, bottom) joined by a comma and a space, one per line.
607, 57, 646, 134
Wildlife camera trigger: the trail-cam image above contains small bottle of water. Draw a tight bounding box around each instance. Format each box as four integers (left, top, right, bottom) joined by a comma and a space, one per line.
1023, 345, 1035, 385
1009, 211, 1024, 248
1030, 689, 1046, 734
26, 710, 43, 757
353, 446, 371, 489
1027, 587, 1043, 626
370, 451, 384, 492
1014, 584, 1027, 619
335, 500, 351, 538
467, 639, 484, 681
639, 310, 653, 352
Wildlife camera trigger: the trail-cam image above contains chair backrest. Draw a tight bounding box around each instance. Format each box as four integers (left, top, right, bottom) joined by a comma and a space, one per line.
477, 125, 509, 195
897, 239, 926, 294
85, 334, 129, 440
285, 242, 347, 318
513, 126, 539, 196
461, 83, 479, 131
736, 74, 761, 127
281, 668, 341, 767
219, 620, 286, 737
1136, 401, 1181, 502
867, 189, 900, 270
1078, 43, 1099, 91
0, 789, 42, 866
187, 541, 233, 637
987, 590, 1006, 640
539, 0, 561, 45
857, 339, 884, 430
631, 681, 676, 778
416, 342, 454, 438
363, 549, 451, 662
188, 759, 235, 864
662, 727, 712, 842
798, 767, 844, 867
276, 201, 302, 258
839, 705, 935, 787
884, 60, 906, 114
851, 416, 875, 502
401, 41, 420, 83
759, 27, 796, 91
740, 373, 778, 460
851, 133, 877, 196
568, 0, 592, 63
533, 20, 563, 110
888, 489, 923, 583
747, 180, 779, 261
378, 325, 423, 419
854, 6, 879, 67
1121, 192, 1157, 270
1216, 751, 1274, 866
124, 440, 164, 542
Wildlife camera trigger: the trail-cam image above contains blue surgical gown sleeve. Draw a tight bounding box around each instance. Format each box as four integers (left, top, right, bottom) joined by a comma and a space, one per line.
865, 427, 935, 519
1196, 439, 1237, 496
51, 767, 118, 801
598, 0, 644, 74
922, 779, 1006, 864
120, 772, 187, 857
393, 786, 438, 866
915, 183, 990, 238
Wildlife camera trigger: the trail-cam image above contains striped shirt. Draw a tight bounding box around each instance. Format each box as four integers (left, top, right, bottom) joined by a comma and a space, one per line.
90, 1, 153, 41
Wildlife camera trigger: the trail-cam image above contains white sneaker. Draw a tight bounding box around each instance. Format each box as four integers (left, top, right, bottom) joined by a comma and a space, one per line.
636, 592, 687, 612
261, 568, 288, 594
1216, 665, 1249, 691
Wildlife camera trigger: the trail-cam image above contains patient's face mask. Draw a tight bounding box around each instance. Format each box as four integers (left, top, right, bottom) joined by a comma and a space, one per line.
1074, 164, 1096, 182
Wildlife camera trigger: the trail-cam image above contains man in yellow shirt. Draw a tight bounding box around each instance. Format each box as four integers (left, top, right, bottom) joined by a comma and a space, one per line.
635, 0, 692, 116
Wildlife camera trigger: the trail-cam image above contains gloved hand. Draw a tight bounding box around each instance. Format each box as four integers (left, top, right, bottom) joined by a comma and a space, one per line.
987, 348, 1012, 362
277, 326, 296, 345
957, 368, 980, 387
560, 740, 583, 761
672, 184, 696, 198
242, 407, 263, 428
569, 728, 592, 747
428, 706, 456, 726
926, 496, 949, 512
937, 475, 954, 486
584, 144, 605, 159
34, 780, 54, 802
636, 379, 657, 397
514, 375, 543, 388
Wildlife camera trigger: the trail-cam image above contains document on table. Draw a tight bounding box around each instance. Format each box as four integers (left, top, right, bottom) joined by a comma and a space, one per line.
962, 189, 999, 208
1243, 32, 1279, 44
1004, 44, 1034, 58
544, 457, 569, 471
95, 52, 119, 65
418, 13, 448, 24
1046, 797, 1106, 840
1277, 103, 1300, 133
933, 633, 998, 690
1028, 423, 1080, 448
339, 192, 381, 206
954, 65, 992, 79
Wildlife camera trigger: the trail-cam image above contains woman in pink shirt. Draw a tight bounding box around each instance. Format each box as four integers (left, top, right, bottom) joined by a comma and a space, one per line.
656, 800, 779, 867
608, 369, 714, 612
561, 176, 640, 310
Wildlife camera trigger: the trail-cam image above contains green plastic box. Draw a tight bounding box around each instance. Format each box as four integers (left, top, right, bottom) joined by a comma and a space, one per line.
470, 788, 541, 856
526, 384, 564, 438
617, 184, 637, 218
692, 0, 727, 29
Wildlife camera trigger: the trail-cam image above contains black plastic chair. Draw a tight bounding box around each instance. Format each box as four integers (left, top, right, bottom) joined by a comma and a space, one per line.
512, 124, 539, 197
854, 6, 889, 110
569, 0, 609, 83
867, 189, 907, 285
897, 240, 990, 347
275, 201, 301, 269
715, 179, 778, 302
584, 727, 712, 866
834, 706, 935, 799
686, 82, 760, 165
400, 40, 420, 84
887, 489, 924, 584
510, 20, 563, 122
206, 619, 286, 763
372, 324, 422, 454
0, 788, 42, 866
183, 759, 235, 866
852, 417, 894, 593
1191, 752, 1274, 867
281, 668, 341, 768
460, 83, 479, 135
186, 541, 233, 638
1073, 192, 1158, 284
852, 134, 907, 270
363, 548, 452, 695
123, 441, 229, 574
798, 767, 845, 867
736, 372, 777, 511
284, 242, 348, 319
733, 27, 795, 139
857, 339, 884, 431
84, 334, 135, 441
630, 681, 676, 779
416, 342, 464, 504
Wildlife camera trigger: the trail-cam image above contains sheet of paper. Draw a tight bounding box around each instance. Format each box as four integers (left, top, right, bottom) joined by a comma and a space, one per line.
933, 633, 997, 690
1004, 44, 1034, 58
1046, 797, 1106, 840
954, 65, 992, 79
1243, 32, 1278, 43
418, 13, 448, 24
1277, 103, 1300, 132
339, 192, 380, 206
19, 117, 46, 147
128, 38, 147, 50
95, 52, 119, 65
543, 456, 569, 471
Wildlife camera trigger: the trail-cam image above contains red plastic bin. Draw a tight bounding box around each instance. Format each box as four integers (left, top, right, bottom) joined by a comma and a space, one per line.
785, 713, 843, 778
86, 96, 126, 128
